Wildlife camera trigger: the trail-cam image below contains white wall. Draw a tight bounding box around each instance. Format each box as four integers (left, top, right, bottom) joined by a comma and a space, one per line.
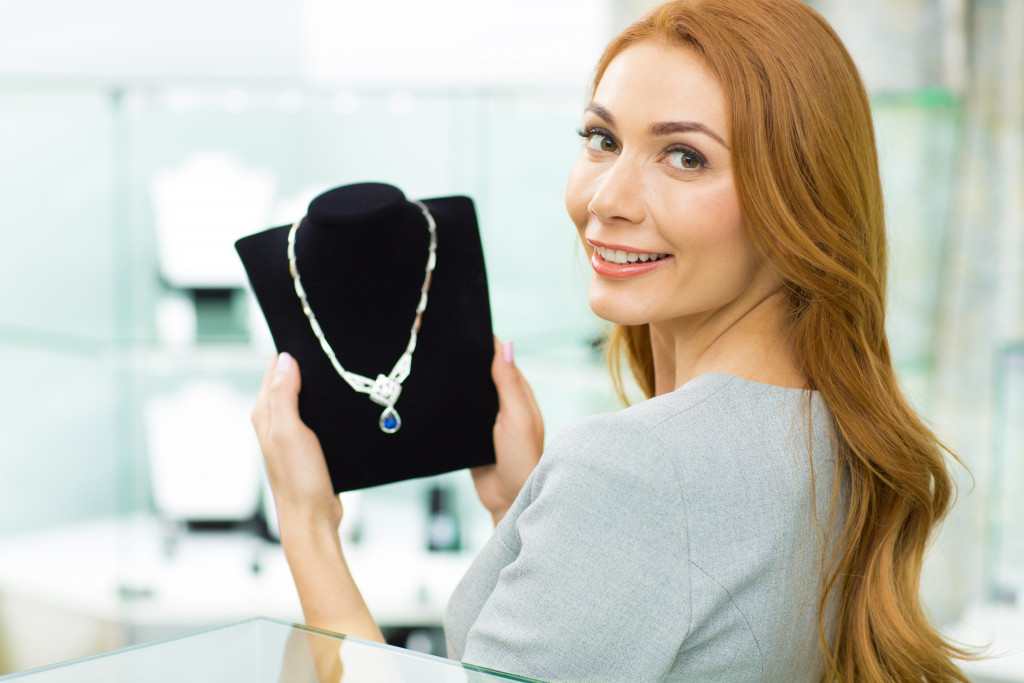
300, 0, 611, 87
0, 0, 615, 87
0, 0, 302, 82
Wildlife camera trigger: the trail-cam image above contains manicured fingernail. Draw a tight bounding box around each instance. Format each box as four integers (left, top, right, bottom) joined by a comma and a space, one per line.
503, 340, 514, 363
276, 352, 293, 373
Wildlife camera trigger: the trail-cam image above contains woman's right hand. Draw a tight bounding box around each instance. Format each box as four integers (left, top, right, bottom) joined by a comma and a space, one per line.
471, 336, 545, 525
252, 352, 342, 531
252, 353, 384, 644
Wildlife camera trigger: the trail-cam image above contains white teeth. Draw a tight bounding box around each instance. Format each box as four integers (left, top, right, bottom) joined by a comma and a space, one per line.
595, 246, 667, 265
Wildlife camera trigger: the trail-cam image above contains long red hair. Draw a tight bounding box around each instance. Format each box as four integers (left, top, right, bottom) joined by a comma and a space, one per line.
596, 1, 970, 680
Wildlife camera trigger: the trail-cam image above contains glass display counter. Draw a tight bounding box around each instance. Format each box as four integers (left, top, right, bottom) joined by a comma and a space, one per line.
0, 617, 540, 682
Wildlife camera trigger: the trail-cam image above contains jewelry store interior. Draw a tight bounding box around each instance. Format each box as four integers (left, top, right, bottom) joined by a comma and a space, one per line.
1, 0, 1022, 680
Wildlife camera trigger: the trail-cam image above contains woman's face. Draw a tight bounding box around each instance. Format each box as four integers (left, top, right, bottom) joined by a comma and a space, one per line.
565, 41, 767, 329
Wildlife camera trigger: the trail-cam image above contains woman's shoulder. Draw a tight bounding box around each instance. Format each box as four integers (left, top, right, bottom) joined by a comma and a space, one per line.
532, 372, 834, 503
558, 372, 827, 447
529, 375, 727, 487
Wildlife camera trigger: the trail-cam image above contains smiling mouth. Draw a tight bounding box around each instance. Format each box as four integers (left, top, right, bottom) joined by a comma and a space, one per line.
594, 245, 671, 264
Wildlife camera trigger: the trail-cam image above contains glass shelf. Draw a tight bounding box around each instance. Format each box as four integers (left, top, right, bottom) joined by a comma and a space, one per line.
0, 617, 541, 682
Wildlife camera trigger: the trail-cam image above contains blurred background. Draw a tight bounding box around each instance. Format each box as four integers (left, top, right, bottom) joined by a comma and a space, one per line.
0, 0, 1020, 679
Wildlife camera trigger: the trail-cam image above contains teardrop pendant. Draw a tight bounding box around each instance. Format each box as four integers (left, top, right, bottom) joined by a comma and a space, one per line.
379, 406, 401, 434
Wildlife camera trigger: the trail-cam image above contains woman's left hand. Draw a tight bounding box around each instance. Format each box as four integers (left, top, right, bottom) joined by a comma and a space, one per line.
252, 352, 342, 530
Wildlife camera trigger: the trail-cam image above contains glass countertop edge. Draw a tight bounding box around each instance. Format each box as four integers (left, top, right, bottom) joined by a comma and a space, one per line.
0, 616, 547, 683
290, 619, 547, 682
458, 662, 549, 682
0, 617, 276, 680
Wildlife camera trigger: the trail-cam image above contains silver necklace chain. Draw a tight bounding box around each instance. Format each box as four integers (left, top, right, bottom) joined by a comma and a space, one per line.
287, 200, 438, 433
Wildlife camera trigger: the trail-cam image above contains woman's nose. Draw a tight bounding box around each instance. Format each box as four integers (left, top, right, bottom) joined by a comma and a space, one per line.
587, 157, 646, 225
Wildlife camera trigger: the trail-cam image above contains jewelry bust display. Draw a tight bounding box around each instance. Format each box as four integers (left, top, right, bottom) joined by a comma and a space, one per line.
287, 200, 438, 433
236, 182, 498, 493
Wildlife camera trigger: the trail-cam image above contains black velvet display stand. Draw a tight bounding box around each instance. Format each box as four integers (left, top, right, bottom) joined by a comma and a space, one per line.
236, 182, 498, 493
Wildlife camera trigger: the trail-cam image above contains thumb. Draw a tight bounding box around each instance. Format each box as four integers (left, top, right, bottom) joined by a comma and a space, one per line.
491, 336, 532, 416
270, 352, 303, 425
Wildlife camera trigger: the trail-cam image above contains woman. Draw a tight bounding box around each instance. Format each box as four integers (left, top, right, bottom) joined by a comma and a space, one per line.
253, 0, 970, 680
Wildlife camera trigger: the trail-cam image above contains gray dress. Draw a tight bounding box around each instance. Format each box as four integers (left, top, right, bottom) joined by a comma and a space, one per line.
444, 373, 842, 682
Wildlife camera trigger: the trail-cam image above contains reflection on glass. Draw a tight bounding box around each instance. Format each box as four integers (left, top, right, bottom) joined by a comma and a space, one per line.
2, 618, 539, 682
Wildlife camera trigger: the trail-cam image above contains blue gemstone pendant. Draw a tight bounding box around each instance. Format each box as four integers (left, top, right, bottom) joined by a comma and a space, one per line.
379, 406, 401, 434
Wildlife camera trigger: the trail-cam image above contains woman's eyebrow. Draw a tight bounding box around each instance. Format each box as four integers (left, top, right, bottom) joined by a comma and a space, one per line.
650, 120, 730, 150
585, 102, 730, 151
585, 103, 615, 125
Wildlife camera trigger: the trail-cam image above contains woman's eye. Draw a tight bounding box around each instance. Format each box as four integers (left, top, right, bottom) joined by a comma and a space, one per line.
667, 148, 705, 170
583, 132, 619, 154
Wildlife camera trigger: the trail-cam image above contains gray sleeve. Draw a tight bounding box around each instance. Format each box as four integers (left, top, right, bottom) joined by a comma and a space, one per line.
460, 417, 692, 683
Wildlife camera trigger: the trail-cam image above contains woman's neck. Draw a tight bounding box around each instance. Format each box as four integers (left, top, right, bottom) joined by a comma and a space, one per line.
649, 290, 806, 395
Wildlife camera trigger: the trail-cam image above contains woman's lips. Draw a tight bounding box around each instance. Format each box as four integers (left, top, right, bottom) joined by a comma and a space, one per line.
590, 247, 674, 278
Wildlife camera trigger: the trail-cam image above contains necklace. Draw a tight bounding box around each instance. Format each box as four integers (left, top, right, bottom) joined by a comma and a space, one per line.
287, 200, 438, 433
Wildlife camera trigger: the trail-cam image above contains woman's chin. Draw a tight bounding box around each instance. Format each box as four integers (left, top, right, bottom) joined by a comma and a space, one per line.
588, 294, 651, 327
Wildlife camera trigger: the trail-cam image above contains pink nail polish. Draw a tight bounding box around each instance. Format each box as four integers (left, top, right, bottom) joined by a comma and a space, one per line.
503, 340, 514, 363
276, 352, 293, 373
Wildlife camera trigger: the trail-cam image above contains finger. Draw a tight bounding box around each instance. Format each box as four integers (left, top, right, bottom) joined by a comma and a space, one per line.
259, 353, 278, 395
490, 335, 515, 388
268, 352, 303, 434
515, 363, 545, 435
252, 354, 279, 432
491, 337, 531, 415
493, 350, 544, 448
